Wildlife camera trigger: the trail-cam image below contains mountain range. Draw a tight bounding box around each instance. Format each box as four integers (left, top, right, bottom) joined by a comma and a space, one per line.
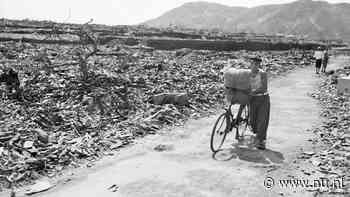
143, 0, 350, 41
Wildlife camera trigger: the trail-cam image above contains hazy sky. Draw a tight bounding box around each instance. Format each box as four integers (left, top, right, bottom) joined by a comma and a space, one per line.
1, 0, 350, 25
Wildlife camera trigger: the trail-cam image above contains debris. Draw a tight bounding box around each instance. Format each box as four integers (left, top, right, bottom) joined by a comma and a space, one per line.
110, 141, 124, 150
266, 165, 281, 172
33, 128, 49, 144
151, 93, 189, 106
107, 184, 119, 192
304, 64, 350, 195
0, 147, 4, 155
23, 141, 34, 149
25, 180, 54, 195
303, 151, 315, 156
310, 158, 321, 167
154, 144, 174, 152
0, 33, 314, 189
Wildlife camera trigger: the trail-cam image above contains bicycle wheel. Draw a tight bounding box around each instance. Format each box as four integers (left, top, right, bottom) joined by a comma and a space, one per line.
210, 112, 230, 152
235, 105, 249, 141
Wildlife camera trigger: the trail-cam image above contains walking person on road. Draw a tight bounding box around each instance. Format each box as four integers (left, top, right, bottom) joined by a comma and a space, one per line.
314, 47, 323, 74
249, 57, 270, 150
322, 49, 329, 73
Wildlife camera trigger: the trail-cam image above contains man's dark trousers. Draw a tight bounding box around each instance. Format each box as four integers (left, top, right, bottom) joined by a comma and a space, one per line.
250, 94, 270, 141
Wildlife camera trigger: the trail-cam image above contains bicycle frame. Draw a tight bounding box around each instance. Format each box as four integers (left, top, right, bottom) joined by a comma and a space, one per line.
210, 103, 251, 152
225, 103, 250, 132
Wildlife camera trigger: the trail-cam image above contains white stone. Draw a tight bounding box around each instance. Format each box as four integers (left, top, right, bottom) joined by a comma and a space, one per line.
337, 76, 350, 94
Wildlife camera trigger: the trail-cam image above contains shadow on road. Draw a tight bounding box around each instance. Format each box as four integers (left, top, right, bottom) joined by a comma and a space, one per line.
212, 143, 284, 164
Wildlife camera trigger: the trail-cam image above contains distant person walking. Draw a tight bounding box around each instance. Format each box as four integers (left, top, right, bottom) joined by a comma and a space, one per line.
314, 47, 323, 74
322, 49, 329, 73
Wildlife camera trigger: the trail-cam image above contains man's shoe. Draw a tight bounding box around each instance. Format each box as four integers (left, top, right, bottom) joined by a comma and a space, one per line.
255, 141, 266, 150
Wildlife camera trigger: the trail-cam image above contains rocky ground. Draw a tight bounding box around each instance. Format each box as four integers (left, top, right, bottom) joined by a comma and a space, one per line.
301, 62, 350, 195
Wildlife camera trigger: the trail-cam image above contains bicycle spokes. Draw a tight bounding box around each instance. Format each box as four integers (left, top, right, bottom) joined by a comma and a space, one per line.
211, 104, 251, 153
210, 113, 229, 152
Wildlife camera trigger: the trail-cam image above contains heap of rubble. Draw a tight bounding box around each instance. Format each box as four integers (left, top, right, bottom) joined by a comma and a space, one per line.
306, 66, 350, 195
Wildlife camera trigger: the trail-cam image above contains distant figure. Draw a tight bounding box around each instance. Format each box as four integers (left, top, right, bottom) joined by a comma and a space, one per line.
313, 47, 323, 74
322, 49, 329, 73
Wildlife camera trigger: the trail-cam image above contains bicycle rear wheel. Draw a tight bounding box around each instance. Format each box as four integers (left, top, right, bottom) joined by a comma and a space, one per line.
210, 112, 230, 152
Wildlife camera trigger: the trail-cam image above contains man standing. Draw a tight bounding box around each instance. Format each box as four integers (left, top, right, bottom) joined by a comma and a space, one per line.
314, 47, 323, 74
249, 57, 270, 150
322, 49, 329, 73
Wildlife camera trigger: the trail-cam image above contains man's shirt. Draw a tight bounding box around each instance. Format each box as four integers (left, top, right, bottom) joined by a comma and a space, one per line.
250, 70, 268, 96
314, 51, 323, 60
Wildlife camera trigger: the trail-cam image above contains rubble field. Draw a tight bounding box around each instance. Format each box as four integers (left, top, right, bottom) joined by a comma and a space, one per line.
305, 65, 350, 195
0, 39, 314, 190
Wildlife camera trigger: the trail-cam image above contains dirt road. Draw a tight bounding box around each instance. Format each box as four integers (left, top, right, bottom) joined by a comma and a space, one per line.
4, 59, 345, 197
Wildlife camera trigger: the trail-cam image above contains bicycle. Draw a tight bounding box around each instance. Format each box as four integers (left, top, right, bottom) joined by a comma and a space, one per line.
210, 104, 251, 153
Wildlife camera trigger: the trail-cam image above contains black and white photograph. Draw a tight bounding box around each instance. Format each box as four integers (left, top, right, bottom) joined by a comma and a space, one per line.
0, 0, 350, 196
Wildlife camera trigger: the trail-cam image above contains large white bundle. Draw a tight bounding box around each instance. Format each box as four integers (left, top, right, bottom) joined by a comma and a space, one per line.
225, 88, 250, 105
224, 68, 251, 90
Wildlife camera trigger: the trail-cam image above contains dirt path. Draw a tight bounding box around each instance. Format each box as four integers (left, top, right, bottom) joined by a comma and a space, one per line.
3, 58, 345, 197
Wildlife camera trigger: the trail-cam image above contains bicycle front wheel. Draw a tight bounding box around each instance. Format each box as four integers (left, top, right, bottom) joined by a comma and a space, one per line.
210, 113, 230, 152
